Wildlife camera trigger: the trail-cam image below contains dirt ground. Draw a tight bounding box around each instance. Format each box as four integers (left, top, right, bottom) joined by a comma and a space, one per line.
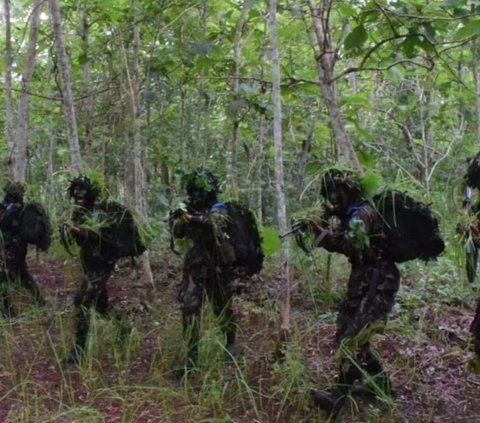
1, 255, 480, 422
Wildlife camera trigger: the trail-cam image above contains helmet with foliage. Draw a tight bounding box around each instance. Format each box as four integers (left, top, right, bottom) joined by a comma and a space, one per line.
3, 182, 25, 204
68, 175, 101, 205
184, 168, 219, 194
320, 168, 361, 198
183, 168, 220, 210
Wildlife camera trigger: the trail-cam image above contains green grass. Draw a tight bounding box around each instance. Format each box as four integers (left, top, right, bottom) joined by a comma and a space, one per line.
0, 247, 478, 422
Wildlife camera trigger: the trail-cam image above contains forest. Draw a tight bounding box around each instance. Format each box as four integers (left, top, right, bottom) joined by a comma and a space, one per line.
2, 0, 480, 421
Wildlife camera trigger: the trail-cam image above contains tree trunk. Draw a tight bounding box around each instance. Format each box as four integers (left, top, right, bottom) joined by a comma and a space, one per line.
306, 0, 361, 170
4, 0, 15, 178
14, 0, 43, 183
80, 6, 94, 148
268, 0, 290, 337
123, 0, 154, 290
229, 0, 255, 192
48, 0, 82, 176
472, 37, 480, 144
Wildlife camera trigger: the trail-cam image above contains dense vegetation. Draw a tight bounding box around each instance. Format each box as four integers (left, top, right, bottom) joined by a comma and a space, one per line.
2, 0, 480, 421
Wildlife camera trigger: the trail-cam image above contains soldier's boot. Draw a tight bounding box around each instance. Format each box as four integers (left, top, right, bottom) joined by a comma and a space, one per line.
174, 314, 199, 378
359, 348, 394, 397
26, 281, 45, 307
311, 388, 346, 419
311, 360, 359, 417
66, 311, 89, 365
0, 284, 16, 318
224, 315, 237, 361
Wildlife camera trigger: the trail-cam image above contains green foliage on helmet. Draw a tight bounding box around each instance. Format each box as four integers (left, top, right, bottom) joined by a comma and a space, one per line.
184, 168, 220, 194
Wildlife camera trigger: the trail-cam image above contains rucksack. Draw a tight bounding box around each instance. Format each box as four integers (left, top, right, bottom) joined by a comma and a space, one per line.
20, 202, 51, 251
98, 201, 146, 259
372, 190, 445, 263
465, 152, 480, 190
216, 201, 264, 276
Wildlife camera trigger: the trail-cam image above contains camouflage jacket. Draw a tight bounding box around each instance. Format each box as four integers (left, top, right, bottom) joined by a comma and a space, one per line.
318, 201, 390, 265
0, 201, 27, 267
172, 202, 233, 267
71, 205, 114, 267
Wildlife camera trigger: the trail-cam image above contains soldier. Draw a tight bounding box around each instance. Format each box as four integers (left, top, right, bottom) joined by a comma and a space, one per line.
461, 152, 480, 358
63, 176, 119, 364
0, 182, 46, 317
303, 169, 400, 416
170, 169, 238, 372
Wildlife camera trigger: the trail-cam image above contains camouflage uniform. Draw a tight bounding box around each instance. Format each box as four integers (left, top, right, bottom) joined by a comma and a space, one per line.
65, 176, 118, 363
321, 202, 399, 390
0, 183, 44, 316
310, 170, 400, 413
172, 171, 236, 367
462, 153, 480, 352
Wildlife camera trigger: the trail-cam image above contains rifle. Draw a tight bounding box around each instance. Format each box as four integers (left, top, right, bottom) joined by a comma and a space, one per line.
280, 219, 330, 255
59, 222, 76, 257
279, 220, 307, 239
167, 208, 187, 255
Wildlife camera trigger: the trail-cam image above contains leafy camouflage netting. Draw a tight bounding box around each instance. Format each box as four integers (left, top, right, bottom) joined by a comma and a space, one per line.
222, 202, 263, 276
373, 191, 445, 263
20, 202, 51, 251
98, 201, 146, 259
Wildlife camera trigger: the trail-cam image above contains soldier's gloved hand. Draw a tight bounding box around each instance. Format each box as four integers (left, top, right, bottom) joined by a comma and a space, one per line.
169, 208, 185, 221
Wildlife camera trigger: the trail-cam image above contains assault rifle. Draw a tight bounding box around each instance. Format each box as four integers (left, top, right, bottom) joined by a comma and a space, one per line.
280, 219, 330, 254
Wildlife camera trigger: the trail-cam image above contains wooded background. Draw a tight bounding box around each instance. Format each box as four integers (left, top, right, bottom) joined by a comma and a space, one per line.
3, 0, 477, 218
3, 2, 480, 421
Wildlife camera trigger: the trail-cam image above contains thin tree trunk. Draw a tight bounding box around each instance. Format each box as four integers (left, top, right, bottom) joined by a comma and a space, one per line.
268, 0, 290, 337
80, 6, 94, 148
123, 0, 154, 290
4, 0, 15, 178
14, 0, 42, 183
48, 0, 81, 175
229, 0, 255, 191
46, 131, 56, 206
306, 0, 361, 170
472, 37, 480, 143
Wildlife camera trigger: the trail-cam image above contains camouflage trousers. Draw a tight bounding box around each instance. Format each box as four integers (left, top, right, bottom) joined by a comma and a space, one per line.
470, 301, 480, 354
73, 263, 115, 350
178, 258, 235, 364
333, 260, 400, 392
0, 262, 44, 316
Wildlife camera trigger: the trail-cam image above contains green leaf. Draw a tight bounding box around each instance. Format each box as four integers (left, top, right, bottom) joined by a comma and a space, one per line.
341, 93, 369, 107
344, 25, 368, 51
336, 3, 357, 17
360, 171, 383, 200
357, 149, 375, 168
305, 162, 322, 175
260, 226, 282, 256
401, 36, 418, 58
455, 20, 480, 40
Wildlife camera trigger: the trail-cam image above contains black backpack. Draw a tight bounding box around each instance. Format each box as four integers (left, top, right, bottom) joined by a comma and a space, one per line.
373, 191, 445, 263
220, 202, 264, 276
20, 202, 51, 251
98, 201, 146, 259
465, 152, 480, 190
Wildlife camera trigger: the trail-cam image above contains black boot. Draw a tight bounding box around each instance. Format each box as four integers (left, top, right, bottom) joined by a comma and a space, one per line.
66, 346, 84, 365
311, 388, 346, 418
